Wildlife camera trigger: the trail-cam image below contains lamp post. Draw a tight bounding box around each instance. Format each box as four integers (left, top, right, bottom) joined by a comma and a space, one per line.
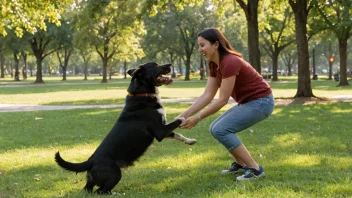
329, 55, 338, 81
329, 56, 334, 63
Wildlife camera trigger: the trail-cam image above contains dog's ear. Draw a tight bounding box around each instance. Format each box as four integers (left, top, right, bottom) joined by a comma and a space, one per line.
127, 69, 136, 77
127, 66, 144, 77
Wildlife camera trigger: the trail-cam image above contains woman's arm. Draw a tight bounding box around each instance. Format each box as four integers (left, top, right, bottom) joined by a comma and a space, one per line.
197, 75, 236, 120
180, 75, 236, 128
178, 77, 219, 118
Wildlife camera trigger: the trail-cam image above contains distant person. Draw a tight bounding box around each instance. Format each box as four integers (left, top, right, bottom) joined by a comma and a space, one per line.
176, 28, 274, 181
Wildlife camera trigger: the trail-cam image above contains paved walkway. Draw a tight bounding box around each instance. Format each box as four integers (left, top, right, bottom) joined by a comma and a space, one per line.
1, 96, 351, 113
0, 98, 199, 112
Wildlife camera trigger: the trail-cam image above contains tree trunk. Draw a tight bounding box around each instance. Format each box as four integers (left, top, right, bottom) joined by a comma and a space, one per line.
84, 61, 88, 80
123, 60, 127, 79
337, 38, 349, 86
35, 58, 44, 83
62, 66, 67, 80
178, 57, 183, 75
101, 42, 109, 83
0, 54, 5, 78
247, 1, 261, 73
184, 54, 191, 81
22, 52, 27, 79
290, 0, 314, 97
102, 57, 108, 83
13, 53, 20, 81
328, 61, 333, 80
237, 0, 261, 73
271, 53, 279, 81
200, 54, 205, 80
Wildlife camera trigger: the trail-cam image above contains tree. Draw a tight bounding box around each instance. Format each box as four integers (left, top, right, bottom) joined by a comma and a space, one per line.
313, 0, 351, 86
141, 8, 184, 78
315, 31, 338, 80
56, 19, 75, 81
260, 5, 295, 81
2, 30, 28, 81
78, 0, 144, 83
172, 3, 217, 80
28, 22, 61, 83
289, 0, 315, 97
281, 45, 297, 76
0, 38, 5, 78
0, 0, 73, 37
235, 0, 261, 73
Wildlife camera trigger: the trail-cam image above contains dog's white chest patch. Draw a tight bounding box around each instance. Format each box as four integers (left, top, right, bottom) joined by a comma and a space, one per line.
157, 108, 167, 122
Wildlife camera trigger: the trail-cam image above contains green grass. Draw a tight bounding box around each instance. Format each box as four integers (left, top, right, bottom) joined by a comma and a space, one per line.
0, 75, 351, 105
0, 75, 351, 197
0, 102, 352, 197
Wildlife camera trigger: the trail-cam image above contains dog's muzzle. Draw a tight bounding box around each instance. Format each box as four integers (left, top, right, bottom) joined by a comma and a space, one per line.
155, 64, 173, 86
156, 76, 173, 85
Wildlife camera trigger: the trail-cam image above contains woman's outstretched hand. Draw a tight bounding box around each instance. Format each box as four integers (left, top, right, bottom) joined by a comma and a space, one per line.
179, 116, 199, 129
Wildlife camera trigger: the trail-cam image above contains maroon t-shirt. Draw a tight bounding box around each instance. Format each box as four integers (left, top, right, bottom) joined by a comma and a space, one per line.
209, 53, 272, 104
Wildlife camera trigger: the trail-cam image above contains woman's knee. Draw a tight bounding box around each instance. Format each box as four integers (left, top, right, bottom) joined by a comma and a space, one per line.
209, 124, 229, 140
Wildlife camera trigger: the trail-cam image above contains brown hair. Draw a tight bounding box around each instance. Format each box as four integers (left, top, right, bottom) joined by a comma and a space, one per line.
198, 28, 242, 58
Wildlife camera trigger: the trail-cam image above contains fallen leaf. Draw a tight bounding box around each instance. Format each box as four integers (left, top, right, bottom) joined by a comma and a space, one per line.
0, 169, 6, 175
35, 117, 43, 120
34, 174, 41, 181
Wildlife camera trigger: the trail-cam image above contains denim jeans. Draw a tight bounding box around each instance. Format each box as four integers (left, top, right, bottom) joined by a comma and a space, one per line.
209, 94, 274, 151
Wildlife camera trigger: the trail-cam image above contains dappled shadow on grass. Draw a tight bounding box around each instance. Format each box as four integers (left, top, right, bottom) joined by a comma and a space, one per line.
0, 82, 129, 95
0, 164, 88, 198
1, 102, 352, 197
0, 108, 122, 152
43, 98, 127, 105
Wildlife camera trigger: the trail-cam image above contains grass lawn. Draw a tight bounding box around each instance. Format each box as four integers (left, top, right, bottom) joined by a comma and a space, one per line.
0, 75, 351, 197
0, 102, 352, 197
0, 75, 351, 105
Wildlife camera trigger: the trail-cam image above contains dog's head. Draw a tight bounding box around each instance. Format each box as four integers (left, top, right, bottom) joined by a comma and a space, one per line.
127, 62, 173, 94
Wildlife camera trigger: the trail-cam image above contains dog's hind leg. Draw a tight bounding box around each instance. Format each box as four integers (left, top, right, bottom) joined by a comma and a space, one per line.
166, 132, 196, 145
94, 166, 122, 195
83, 172, 95, 193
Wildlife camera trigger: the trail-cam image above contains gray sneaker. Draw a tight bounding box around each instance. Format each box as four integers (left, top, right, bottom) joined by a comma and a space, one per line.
221, 162, 246, 175
236, 165, 265, 181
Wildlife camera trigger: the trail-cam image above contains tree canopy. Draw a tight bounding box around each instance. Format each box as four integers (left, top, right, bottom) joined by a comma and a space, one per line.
0, 0, 73, 37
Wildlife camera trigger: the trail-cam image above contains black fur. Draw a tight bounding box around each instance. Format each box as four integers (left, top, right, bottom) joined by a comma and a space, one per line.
55, 62, 196, 195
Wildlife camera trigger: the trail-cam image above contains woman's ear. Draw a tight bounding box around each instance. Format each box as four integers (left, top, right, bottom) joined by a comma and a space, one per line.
214, 41, 219, 49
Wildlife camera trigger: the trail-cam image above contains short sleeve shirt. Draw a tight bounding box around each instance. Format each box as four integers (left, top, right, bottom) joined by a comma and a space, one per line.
209, 54, 272, 104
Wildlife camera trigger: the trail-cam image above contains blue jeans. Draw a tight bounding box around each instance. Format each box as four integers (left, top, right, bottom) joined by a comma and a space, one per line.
209, 94, 274, 151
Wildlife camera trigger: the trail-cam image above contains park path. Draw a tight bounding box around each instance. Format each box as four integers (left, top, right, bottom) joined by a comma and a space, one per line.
0, 98, 198, 112
0, 95, 352, 112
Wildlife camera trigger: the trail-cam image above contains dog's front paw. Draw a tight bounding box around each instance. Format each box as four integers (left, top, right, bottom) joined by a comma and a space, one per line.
184, 138, 197, 145
176, 117, 185, 122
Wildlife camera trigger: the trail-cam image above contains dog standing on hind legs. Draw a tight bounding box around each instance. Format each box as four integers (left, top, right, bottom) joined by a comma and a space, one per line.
55, 62, 196, 195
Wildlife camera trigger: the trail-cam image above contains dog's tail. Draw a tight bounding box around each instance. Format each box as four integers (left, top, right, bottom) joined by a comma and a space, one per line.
55, 151, 92, 173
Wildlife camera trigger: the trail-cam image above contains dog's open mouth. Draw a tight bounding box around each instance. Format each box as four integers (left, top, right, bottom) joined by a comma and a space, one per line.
156, 75, 173, 86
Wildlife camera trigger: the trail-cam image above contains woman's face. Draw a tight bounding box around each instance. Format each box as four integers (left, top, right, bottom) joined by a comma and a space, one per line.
198, 36, 218, 63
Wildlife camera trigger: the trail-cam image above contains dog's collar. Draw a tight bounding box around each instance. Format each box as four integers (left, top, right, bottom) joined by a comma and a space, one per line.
127, 93, 157, 97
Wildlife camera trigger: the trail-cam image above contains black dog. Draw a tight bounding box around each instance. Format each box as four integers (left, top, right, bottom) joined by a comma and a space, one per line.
55, 62, 196, 195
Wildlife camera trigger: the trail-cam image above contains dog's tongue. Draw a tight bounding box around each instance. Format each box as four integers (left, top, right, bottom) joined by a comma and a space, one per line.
157, 76, 173, 85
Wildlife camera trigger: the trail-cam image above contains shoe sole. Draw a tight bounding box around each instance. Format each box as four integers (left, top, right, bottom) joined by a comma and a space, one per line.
221, 169, 245, 175
236, 172, 265, 181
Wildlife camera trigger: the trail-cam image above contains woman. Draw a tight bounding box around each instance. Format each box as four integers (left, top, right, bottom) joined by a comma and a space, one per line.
177, 28, 274, 181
